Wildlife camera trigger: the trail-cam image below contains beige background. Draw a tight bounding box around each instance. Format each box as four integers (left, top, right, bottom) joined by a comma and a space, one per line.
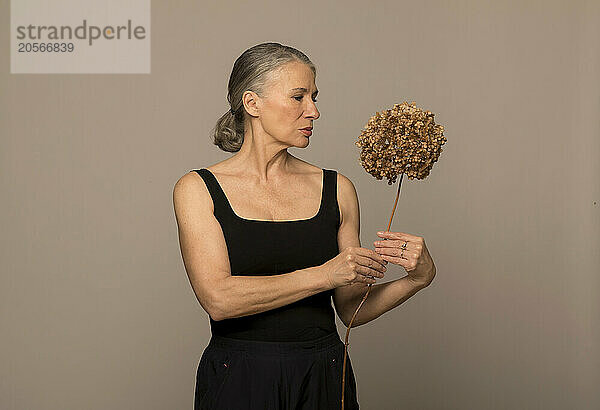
1, 0, 598, 409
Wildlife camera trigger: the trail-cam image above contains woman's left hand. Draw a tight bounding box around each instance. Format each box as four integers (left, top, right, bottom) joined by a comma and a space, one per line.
373, 231, 436, 288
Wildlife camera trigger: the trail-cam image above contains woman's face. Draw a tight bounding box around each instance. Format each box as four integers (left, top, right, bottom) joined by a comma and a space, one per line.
248, 61, 320, 147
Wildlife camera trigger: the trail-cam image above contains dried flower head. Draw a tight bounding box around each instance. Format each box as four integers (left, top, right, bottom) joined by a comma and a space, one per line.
355, 101, 446, 184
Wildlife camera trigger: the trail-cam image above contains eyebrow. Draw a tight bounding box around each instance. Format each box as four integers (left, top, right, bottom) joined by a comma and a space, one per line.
291, 87, 319, 95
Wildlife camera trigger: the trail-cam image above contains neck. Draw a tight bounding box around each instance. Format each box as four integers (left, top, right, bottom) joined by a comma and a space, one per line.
230, 127, 295, 182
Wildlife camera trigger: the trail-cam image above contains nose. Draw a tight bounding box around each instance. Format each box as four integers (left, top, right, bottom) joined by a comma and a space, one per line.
305, 100, 320, 120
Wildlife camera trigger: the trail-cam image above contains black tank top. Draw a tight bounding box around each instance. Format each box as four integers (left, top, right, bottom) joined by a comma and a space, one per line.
191, 168, 341, 342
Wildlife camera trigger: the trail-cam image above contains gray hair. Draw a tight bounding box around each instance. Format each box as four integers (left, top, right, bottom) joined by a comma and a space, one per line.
212, 42, 316, 152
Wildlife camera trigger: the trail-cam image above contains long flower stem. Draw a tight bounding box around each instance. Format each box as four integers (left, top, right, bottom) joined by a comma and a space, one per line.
340, 172, 404, 410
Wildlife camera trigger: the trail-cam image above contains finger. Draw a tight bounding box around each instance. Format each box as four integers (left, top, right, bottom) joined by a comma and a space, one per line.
358, 273, 377, 284
357, 262, 385, 279
376, 231, 419, 242
375, 246, 414, 260
352, 270, 376, 284
357, 254, 387, 274
379, 253, 412, 271
373, 239, 412, 249
358, 248, 388, 266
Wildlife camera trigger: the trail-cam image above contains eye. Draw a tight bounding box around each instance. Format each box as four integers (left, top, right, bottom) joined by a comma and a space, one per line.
293, 96, 318, 102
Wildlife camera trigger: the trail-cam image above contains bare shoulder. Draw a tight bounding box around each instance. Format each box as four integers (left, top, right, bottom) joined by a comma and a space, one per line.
288, 155, 324, 177
336, 171, 356, 191
172, 170, 213, 216
335, 171, 360, 225
173, 157, 231, 207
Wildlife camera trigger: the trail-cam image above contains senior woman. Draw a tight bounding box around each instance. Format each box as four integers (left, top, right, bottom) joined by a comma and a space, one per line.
173, 42, 436, 410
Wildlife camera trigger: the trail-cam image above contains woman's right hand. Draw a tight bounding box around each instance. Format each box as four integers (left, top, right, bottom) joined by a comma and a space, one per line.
322, 247, 388, 288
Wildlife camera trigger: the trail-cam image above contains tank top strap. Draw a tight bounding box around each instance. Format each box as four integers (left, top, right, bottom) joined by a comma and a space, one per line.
322, 168, 341, 227
191, 169, 231, 216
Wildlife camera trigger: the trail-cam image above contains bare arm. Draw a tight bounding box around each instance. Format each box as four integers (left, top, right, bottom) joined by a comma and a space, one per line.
332, 172, 425, 328
173, 171, 332, 322
211, 268, 331, 320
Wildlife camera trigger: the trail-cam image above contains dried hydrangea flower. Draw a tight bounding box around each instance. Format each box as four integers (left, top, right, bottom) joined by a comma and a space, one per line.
341, 101, 446, 410
355, 101, 446, 184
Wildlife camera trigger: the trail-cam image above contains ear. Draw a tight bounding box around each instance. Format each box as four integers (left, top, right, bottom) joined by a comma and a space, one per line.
242, 90, 260, 117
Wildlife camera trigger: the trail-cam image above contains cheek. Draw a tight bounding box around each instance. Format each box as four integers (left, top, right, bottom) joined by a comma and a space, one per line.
262, 107, 300, 135
261, 113, 287, 135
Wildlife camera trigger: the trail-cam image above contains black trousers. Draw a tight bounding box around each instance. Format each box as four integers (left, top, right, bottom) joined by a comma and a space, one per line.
194, 331, 360, 410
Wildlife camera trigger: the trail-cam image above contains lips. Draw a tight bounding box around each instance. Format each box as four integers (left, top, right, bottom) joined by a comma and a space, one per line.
300, 129, 312, 136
